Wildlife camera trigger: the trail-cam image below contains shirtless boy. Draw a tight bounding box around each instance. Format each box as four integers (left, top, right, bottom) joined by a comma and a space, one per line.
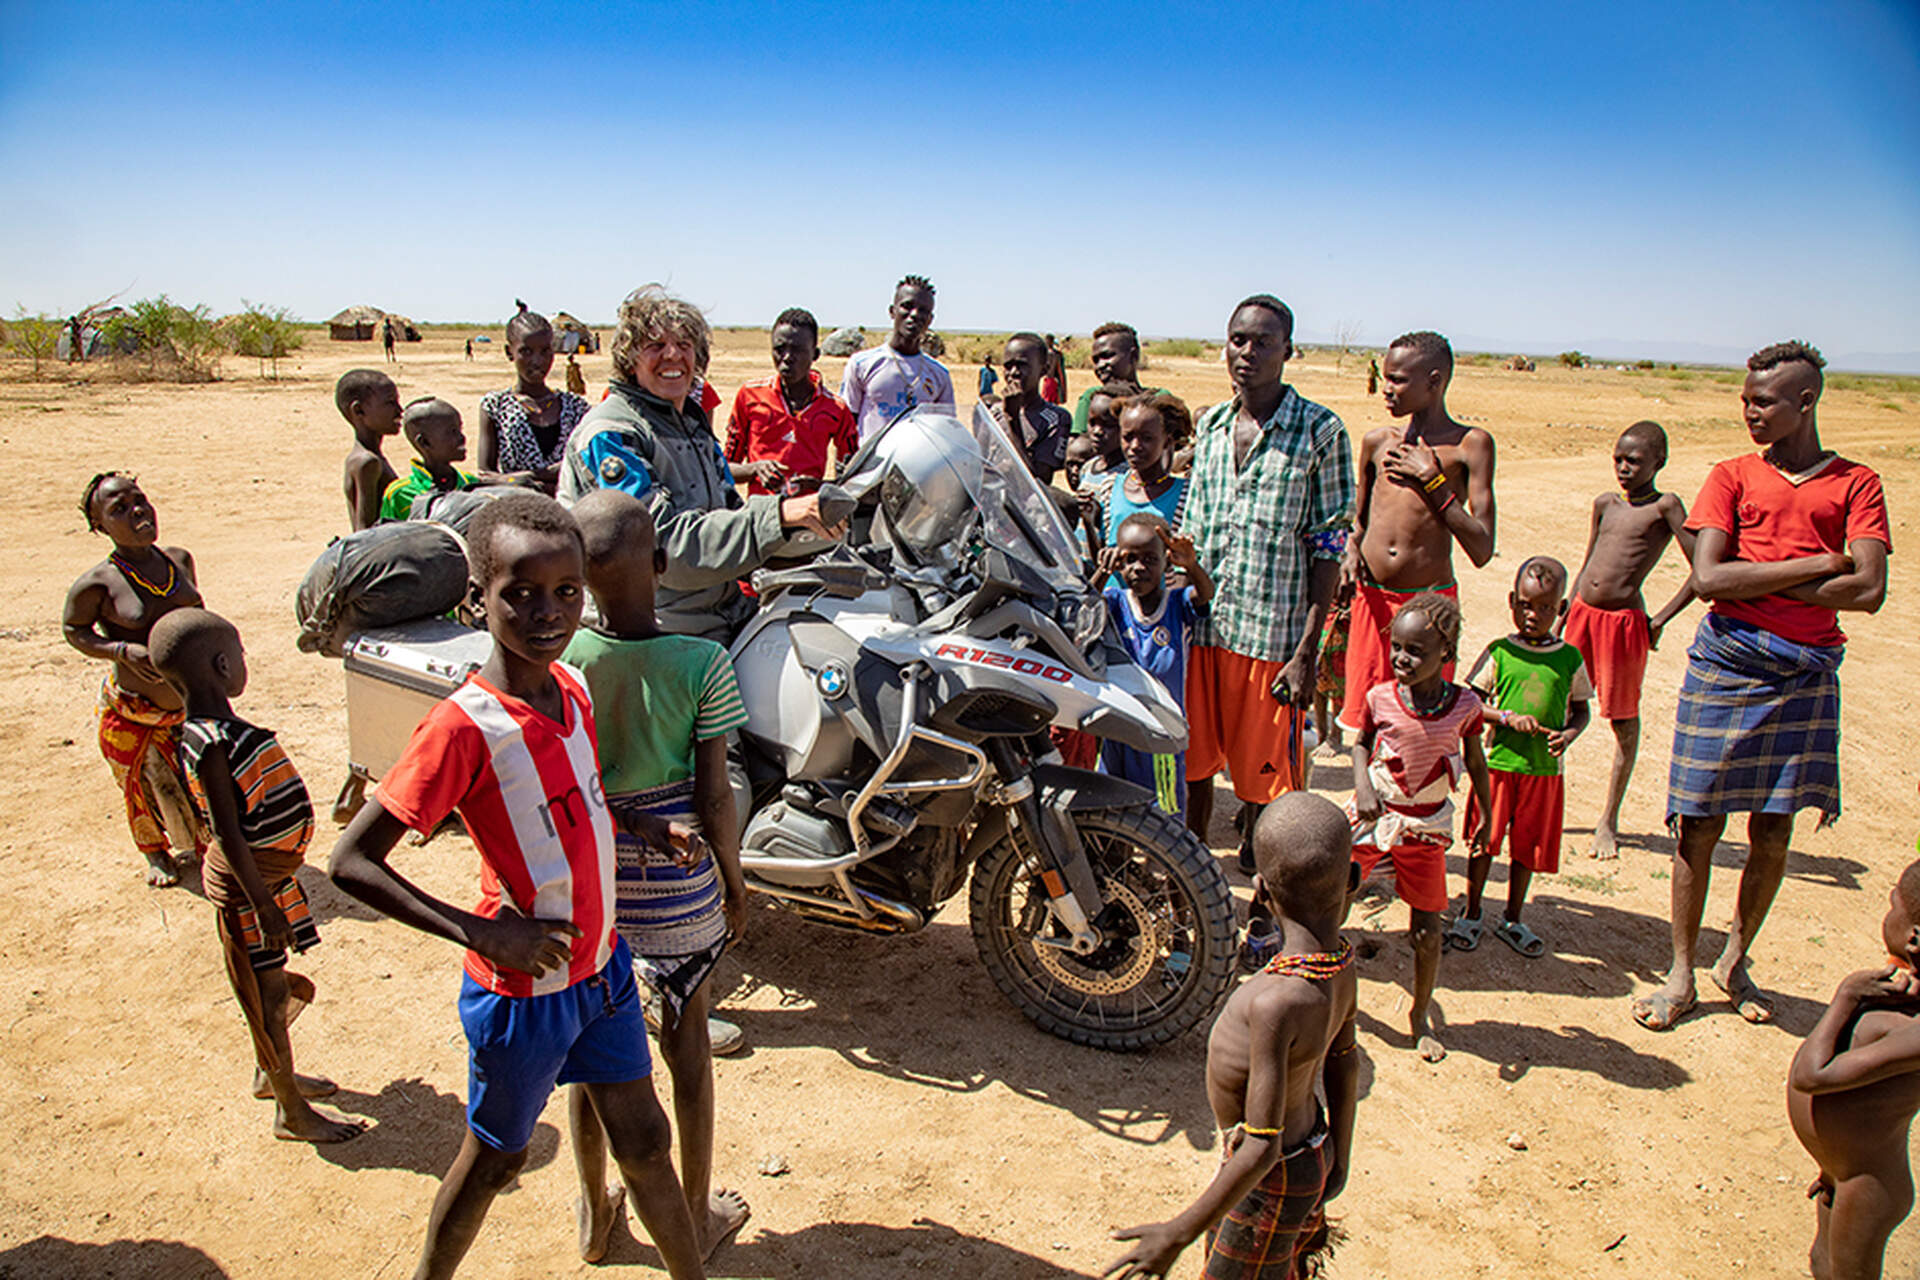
1339, 331, 1496, 734
1563, 421, 1696, 859
1105, 793, 1360, 1279
337, 369, 403, 532
1788, 859, 1920, 1280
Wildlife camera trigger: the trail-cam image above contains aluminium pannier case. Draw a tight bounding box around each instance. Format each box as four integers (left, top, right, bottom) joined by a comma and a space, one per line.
341, 617, 493, 782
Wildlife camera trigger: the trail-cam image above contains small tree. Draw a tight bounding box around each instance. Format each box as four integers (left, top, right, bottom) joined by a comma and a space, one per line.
224, 301, 304, 377
8, 309, 62, 374
1558, 350, 1588, 369
1332, 319, 1363, 367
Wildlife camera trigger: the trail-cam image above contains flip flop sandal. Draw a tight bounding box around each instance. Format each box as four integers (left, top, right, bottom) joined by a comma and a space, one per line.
1494, 919, 1546, 958
1631, 989, 1696, 1031
1443, 915, 1484, 952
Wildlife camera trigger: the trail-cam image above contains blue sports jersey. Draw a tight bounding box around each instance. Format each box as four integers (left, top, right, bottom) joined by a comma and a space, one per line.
1101, 584, 1202, 818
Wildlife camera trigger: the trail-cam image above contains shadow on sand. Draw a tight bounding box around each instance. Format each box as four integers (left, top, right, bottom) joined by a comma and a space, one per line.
311, 1074, 560, 1181
701, 1216, 1092, 1279
720, 906, 1218, 1152
0, 1235, 231, 1279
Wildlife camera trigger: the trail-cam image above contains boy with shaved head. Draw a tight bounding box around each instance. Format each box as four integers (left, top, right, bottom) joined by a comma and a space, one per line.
1339, 330, 1496, 735
563, 489, 752, 1263
1106, 793, 1361, 1280
150, 607, 363, 1145
1635, 341, 1891, 1032
1563, 420, 1698, 859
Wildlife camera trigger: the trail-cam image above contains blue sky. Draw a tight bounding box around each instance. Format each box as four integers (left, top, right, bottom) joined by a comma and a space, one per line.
3, 1, 1917, 367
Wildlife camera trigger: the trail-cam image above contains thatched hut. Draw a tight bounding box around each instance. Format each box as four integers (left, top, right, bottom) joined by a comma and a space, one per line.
385, 314, 423, 342
329, 305, 382, 341
552, 312, 599, 354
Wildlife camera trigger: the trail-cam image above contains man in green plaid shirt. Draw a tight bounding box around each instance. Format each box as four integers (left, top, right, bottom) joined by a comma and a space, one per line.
1182, 296, 1355, 866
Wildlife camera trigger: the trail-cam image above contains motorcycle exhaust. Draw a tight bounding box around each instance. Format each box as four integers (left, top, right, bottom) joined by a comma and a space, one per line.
748, 878, 925, 934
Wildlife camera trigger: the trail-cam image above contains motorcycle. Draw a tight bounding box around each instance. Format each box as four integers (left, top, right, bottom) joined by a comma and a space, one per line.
728, 406, 1237, 1050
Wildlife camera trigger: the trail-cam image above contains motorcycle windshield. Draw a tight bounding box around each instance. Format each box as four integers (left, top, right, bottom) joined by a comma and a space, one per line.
839, 406, 1086, 599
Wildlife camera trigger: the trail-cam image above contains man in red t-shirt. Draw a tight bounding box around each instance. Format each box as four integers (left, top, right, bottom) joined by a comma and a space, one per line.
1633, 341, 1891, 1033
724, 308, 859, 496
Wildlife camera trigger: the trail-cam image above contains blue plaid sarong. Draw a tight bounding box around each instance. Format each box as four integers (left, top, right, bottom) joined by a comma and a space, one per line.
609, 779, 728, 1015
1666, 613, 1843, 828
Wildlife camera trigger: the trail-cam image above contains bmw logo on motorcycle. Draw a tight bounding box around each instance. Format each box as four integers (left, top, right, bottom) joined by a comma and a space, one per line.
815, 662, 850, 699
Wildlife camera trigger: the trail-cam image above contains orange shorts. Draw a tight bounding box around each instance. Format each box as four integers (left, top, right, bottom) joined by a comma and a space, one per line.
1464, 770, 1565, 874
1338, 579, 1458, 732
1351, 840, 1449, 914
1186, 646, 1306, 804
1563, 597, 1650, 721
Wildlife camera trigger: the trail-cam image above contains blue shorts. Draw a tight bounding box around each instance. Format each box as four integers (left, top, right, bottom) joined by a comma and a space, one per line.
457, 935, 651, 1152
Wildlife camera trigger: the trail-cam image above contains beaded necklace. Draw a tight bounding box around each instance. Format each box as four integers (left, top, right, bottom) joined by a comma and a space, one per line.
1262, 939, 1354, 980
111, 550, 175, 597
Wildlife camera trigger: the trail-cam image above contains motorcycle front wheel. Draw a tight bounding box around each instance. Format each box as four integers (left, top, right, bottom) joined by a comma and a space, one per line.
968, 804, 1236, 1051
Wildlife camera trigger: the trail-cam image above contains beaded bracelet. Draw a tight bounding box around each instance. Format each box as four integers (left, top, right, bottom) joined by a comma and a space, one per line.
1423, 471, 1447, 492
1435, 489, 1457, 513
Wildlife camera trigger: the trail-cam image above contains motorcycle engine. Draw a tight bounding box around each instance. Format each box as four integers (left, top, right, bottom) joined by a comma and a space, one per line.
741, 800, 854, 888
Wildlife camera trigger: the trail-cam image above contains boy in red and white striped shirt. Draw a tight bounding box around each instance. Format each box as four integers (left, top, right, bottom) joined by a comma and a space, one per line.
331, 491, 706, 1279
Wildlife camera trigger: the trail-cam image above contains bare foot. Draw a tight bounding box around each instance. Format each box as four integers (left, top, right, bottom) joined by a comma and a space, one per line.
254, 1070, 337, 1100
1710, 957, 1775, 1024
1631, 976, 1698, 1031
702, 1188, 751, 1261
1590, 824, 1620, 861
578, 1183, 624, 1263
143, 851, 179, 888
272, 1101, 365, 1144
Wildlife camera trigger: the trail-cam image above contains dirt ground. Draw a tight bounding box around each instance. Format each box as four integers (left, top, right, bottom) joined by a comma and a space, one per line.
1, 327, 1914, 1279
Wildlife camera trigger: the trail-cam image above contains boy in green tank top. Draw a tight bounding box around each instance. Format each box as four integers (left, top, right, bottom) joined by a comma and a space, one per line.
1453, 557, 1592, 958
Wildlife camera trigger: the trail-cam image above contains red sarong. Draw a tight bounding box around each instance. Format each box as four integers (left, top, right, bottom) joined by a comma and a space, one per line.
1337, 579, 1458, 733
95, 679, 204, 857
1464, 770, 1565, 873
1563, 597, 1650, 721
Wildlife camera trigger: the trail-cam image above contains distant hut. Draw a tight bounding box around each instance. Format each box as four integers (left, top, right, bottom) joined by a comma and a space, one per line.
385, 314, 422, 342
329, 305, 382, 342
821, 326, 864, 357
552, 312, 599, 354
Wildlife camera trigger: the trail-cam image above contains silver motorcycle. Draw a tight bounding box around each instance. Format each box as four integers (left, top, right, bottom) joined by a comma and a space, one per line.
728, 407, 1236, 1049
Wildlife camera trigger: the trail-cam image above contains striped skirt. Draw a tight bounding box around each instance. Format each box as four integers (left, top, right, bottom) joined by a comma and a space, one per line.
610, 780, 729, 1015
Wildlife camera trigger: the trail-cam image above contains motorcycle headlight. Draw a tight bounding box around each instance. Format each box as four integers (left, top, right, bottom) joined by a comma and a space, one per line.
1063, 593, 1106, 651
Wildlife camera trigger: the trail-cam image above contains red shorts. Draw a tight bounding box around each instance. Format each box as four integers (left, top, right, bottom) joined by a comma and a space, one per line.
1351, 839, 1449, 913
1186, 646, 1306, 804
1563, 597, 1650, 721
1464, 770, 1565, 873
1338, 579, 1458, 732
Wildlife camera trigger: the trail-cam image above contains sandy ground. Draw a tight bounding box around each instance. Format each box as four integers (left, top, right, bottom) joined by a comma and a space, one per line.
1, 328, 1914, 1280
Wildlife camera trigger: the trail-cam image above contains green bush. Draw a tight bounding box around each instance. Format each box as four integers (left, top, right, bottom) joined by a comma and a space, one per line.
103, 295, 222, 381
222, 301, 304, 377
1558, 350, 1587, 369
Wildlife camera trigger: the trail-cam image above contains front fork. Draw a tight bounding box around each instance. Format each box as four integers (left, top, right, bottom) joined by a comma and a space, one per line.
982, 740, 1106, 956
